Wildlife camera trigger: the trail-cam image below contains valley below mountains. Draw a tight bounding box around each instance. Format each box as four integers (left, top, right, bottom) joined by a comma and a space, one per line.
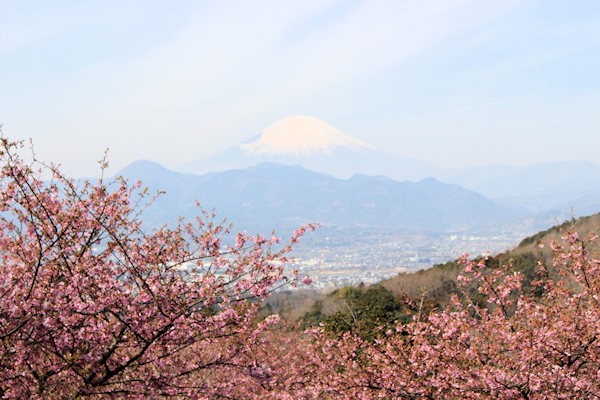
116, 158, 591, 287
116, 116, 600, 286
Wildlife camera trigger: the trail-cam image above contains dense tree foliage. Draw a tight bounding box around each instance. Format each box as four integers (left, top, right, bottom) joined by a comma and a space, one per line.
300, 284, 411, 340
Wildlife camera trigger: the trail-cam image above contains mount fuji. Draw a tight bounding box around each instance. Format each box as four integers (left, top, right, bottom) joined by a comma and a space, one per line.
241, 115, 372, 156
173, 115, 600, 223
179, 115, 436, 181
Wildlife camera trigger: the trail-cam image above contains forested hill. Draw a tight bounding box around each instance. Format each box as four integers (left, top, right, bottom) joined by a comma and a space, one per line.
285, 211, 600, 337
382, 211, 600, 301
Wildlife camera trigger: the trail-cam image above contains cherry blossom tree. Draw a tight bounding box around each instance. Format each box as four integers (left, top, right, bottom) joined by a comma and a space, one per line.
269, 232, 600, 399
2, 134, 599, 399
0, 137, 314, 398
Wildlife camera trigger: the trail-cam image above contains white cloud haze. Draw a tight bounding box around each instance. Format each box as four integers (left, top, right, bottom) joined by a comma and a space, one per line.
1, 0, 599, 177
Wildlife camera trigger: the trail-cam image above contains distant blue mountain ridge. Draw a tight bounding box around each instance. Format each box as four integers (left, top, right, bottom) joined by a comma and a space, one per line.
118, 160, 521, 234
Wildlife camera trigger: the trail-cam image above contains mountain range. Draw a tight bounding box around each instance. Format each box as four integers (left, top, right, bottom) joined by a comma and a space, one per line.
119, 161, 509, 234
118, 115, 600, 237
178, 116, 600, 213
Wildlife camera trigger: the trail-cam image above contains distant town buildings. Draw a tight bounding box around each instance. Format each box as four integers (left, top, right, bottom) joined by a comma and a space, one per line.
291, 231, 524, 289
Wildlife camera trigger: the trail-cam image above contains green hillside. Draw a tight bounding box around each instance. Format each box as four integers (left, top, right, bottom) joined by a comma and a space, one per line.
291, 212, 600, 337
385, 212, 600, 299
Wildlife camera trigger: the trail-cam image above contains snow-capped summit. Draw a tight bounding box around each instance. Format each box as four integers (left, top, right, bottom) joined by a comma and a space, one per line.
178, 115, 437, 181
240, 115, 373, 156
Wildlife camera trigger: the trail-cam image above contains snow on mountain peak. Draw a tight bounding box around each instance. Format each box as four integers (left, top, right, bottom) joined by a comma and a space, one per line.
240, 115, 373, 156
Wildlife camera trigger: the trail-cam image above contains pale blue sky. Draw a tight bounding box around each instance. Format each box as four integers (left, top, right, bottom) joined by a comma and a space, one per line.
1, 0, 599, 177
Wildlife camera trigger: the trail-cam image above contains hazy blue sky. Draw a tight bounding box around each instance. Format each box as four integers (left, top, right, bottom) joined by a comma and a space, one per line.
1, 0, 599, 177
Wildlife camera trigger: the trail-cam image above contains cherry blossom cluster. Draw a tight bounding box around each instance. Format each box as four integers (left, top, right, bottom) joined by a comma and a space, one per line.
0, 138, 314, 398
251, 232, 600, 399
